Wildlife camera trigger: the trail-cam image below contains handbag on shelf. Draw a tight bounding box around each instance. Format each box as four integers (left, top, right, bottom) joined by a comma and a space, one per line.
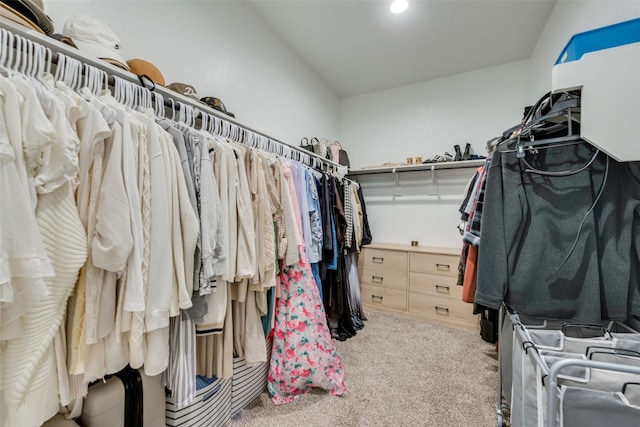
300, 137, 330, 158
328, 140, 351, 168
300, 137, 318, 153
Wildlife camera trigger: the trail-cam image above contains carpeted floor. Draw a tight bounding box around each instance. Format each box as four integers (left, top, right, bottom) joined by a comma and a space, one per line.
229, 308, 499, 427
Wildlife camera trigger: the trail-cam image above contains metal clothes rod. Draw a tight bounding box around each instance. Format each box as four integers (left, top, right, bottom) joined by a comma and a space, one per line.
0, 17, 344, 173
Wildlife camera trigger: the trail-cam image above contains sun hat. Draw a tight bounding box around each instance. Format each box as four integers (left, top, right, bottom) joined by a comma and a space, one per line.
62, 15, 129, 71
127, 58, 165, 86
0, 0, 53, 35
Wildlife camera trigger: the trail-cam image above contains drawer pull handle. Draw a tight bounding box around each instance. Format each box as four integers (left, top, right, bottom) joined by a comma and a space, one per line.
435, 306, 449, 313
371, 295, 384, 303
372, 256, 384, 264
372, 276, 384, 283
436, 263, 451, 272
435, 285, 450, 292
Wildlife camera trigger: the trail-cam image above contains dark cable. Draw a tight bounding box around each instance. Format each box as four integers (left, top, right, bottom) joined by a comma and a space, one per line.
547, 155, 609, 278
523, 148, 600, 176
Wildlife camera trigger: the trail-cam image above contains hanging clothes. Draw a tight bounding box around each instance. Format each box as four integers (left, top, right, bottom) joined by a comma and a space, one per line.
0, 74, 88, 427
268, 160, 346, 404
0, 29, 376, 421
475, 143, 640, 323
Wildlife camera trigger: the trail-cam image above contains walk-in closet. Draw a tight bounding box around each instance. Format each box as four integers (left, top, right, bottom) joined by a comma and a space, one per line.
2, 1, 640, 426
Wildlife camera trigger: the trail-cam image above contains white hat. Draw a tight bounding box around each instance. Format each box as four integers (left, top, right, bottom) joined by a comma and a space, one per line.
62, 15, 129, 71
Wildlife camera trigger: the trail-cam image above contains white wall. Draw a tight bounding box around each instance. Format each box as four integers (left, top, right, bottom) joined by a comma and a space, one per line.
529, 0, 640, 100
356, 168, 478, 249
341, 60, 531, 248
43, 0, 340, 145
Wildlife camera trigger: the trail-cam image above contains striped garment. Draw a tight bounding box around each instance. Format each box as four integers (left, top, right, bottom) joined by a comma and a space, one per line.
343, 182, 354, 249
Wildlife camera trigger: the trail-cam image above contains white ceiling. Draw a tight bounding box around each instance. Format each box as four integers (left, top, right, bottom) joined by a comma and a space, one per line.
248, 0, 557, 98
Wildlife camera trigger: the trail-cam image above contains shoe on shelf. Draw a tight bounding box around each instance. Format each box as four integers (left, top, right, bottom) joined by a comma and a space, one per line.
444, 152, 453, 162
454, 144, 462, 161
462, 143, 472, 160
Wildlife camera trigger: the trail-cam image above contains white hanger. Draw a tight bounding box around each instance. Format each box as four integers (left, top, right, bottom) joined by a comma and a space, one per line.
65, 56, 81, 90
153, 91, 164, 118
127, 79, 136, 108
63, 54, 73, 87
134, 85, 142, 109
29, 40, 39, 79
207, 113, 216, 135
16, 37, 27, 75
11, 34, 22, 73
101, 70, 109, 94
113, 76, 122, 103
167, 97, 176, 122
192, 107, 200, 128
53, 52, 65, 82
62, 53, 72, 86
177, 101, 186, 124
213, 117, 220, 137
44, 47, 52, 77
220, 120, 227, 138
128, 80, 136, 108
231, 123, 237, 140
23, 38, 33, 77
34, 43, 46, 80
89, 65, 103, 95
3, 30, 15, 76
82, 64, 92, 93
200, 110, 208, 131
209, 115, 217, 134
118, 77, 128, 106
183, 103, 191, 126
0, 30, 8, 72
141, 85, 152, 109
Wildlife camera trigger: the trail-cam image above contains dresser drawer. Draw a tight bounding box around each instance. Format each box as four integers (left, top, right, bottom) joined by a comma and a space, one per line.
361, 284, 407, 312
360, 248, 407, 270
409, 293, 477, 328
360, 266, 407, 291
409, 272, 461, 299
410, 252, 459, 276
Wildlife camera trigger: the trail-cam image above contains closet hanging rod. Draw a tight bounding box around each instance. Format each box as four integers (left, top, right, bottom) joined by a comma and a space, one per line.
0, 17, 343, 171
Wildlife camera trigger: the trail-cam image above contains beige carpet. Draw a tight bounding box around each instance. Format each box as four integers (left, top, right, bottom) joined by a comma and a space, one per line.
229, 308, 499, 427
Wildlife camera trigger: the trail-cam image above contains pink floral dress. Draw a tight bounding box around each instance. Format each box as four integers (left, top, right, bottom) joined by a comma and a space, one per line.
267, 250, 347, 404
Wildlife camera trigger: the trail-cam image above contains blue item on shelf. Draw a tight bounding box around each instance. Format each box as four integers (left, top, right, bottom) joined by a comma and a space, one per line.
555, 17, 640, 64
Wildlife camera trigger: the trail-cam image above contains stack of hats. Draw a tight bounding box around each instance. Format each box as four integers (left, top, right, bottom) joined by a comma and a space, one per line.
0, 0, 53, 35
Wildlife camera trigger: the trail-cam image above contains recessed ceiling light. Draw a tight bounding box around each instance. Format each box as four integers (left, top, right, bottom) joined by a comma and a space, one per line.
390, 0, 408, 14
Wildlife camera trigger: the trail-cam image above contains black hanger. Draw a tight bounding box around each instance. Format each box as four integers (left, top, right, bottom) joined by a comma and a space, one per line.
497, 91, 583, 158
